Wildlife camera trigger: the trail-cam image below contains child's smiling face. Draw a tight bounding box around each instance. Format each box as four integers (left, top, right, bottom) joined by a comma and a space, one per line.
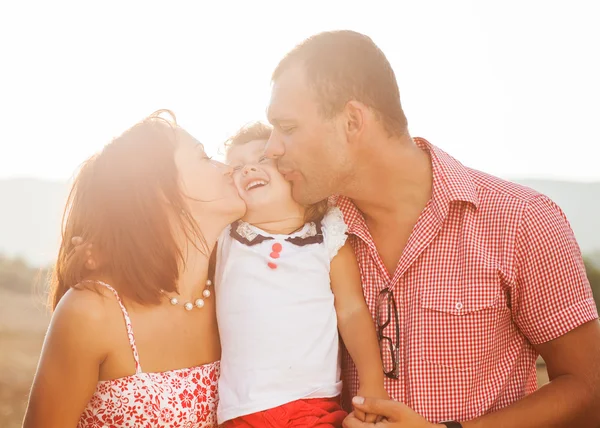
226, 139, 304, 224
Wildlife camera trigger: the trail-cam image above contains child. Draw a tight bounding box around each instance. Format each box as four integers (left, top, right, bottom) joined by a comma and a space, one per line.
215, 122, 388, 427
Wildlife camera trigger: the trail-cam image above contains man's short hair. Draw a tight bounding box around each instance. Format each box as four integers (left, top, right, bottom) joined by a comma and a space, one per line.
273, 30, 408, 137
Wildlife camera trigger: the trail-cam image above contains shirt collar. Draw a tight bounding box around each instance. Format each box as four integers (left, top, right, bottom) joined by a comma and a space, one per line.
334, 137, 479, 235
229, 220, 324, 247
417, 137, 479, 210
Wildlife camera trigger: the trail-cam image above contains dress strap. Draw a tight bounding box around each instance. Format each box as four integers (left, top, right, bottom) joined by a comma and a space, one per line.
92, 280, 143, 374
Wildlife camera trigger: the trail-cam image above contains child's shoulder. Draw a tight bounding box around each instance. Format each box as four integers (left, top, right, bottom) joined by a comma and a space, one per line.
321, 206, 346, 229
321, 206, 344, 223
321, 207, 349, 261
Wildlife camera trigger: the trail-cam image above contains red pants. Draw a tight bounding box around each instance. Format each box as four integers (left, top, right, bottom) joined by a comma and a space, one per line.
220, 396, 347, 428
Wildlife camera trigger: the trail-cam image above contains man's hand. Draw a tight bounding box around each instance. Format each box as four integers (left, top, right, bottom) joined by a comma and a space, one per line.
355, 386, 389, 423
343, 396, 442, 428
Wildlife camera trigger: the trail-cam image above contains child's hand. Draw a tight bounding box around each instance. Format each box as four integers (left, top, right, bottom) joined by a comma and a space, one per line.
354, 386, 390, 423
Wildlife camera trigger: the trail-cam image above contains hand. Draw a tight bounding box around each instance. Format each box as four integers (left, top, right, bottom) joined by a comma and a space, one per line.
343, 396, 442, 428
354, 386, 389, 423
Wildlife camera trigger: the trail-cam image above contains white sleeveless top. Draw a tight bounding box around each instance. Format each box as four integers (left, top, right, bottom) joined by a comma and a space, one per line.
215, 208, 348, 423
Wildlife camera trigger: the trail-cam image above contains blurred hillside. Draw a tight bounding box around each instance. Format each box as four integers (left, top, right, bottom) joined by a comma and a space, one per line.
0, 178, 598, 266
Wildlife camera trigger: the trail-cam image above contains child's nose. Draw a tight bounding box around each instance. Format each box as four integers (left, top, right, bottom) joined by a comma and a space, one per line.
242, 165, 258, 175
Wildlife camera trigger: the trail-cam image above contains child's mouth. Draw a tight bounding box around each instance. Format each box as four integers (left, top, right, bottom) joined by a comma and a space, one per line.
245, 180, 268, 191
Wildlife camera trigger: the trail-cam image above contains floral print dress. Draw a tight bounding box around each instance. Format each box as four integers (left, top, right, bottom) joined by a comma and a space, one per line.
78, 281, 219, 428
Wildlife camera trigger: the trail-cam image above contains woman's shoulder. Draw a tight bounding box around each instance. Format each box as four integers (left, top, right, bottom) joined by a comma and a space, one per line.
44, 283, 117, 362
53, 283, 116, 334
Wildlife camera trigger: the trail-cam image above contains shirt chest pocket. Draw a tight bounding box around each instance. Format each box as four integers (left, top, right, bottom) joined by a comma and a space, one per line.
415, 276, 511, 371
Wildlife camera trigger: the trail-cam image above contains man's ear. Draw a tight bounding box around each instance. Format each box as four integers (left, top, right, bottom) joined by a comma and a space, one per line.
343, 100, 367, 142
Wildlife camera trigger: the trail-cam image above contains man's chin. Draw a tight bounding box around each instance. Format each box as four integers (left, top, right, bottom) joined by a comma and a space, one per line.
290, 184, 315, 206
292, 183, 332, 206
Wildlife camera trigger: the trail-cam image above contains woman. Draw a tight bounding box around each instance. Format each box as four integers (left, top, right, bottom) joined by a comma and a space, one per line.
23, 110, 245, 427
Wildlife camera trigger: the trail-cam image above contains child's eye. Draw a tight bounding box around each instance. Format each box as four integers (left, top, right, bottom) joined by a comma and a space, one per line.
258, 156, 269, 163
232, 165, 243, 172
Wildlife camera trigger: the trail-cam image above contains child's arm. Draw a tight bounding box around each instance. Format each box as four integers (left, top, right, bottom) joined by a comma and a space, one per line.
330, 241, 388, 422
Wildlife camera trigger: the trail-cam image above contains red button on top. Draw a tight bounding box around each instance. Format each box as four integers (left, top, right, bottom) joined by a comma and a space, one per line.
272, 243, 283, 253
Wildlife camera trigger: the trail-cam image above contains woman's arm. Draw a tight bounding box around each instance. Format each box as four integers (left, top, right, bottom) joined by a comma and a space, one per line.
331, 242, 388, 422
23, 288, 108, 428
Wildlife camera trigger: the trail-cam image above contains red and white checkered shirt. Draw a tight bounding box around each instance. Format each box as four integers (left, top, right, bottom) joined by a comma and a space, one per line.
337, 138, 598, 423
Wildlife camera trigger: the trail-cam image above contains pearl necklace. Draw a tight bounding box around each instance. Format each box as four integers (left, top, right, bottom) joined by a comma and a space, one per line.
161, 279, 212, 311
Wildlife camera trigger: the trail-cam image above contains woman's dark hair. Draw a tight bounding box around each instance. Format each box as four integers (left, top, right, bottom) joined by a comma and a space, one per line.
49, 110, 206, 309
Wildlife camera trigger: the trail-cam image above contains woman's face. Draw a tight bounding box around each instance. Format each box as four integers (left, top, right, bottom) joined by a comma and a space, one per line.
174, 128, 246, 224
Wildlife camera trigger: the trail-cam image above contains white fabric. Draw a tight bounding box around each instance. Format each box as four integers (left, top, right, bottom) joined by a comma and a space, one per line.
321, 206, 348, 261
215, 208, 348, 423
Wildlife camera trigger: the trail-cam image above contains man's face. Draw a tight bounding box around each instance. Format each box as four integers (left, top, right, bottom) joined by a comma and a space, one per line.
265, 65, 349, 205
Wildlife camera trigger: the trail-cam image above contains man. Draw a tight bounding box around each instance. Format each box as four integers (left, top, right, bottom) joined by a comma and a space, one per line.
264, 30, 600, 427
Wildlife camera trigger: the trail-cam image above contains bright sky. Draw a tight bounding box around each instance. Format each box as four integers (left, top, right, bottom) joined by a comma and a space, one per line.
1, 0, 599, 182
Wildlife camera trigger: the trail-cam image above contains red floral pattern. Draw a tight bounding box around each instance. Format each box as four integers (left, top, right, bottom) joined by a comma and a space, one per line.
78, 281, 219, 427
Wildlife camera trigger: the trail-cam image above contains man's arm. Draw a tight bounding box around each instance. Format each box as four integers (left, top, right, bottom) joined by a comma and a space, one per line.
345, 195, 600, 428
464, 195, 600, 427
344, 320, 600, 428
465, 194, 600, 427
463, 319, 600, 428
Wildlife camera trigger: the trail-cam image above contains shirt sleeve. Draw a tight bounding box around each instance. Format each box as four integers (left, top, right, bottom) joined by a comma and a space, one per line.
321, 207, 349, 261
512, 194, 598, 345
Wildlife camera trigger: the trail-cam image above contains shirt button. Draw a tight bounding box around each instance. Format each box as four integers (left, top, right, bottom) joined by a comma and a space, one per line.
455, 301, 463, 311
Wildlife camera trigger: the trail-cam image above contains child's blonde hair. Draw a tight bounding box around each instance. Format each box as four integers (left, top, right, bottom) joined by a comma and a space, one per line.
224, 122, 329, 224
